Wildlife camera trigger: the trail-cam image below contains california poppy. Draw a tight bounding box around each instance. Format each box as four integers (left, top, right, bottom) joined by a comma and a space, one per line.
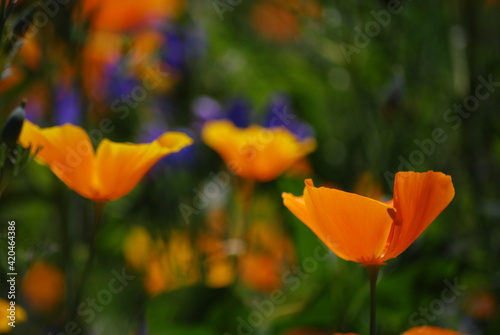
402, 326, 467, 335
330, 327, 466, 335
282, 171, 454, 266
202, 119, 316, 182
19, 120, 193, 201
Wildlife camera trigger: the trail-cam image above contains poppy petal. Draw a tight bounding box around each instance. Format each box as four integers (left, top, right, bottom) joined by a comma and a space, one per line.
254, 127, 316, 181
383, 171, 455, 260
19, 121, 96, 198
300, 179, 395, 264
202, 120, 240, 163
402, 325, 466, 335
282, 192, 314, 228
94, 132, 192, 201
155, 132, 194, 152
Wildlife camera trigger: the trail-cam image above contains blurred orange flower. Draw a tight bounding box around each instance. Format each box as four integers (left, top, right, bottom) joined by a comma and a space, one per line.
19, 120, 192, 201
81, 0, 185, 32
124, 227, 200, 295
0, 298, 27, 332
198, 196, 296, 291
402, 326, 467, 335
202, 120, 316, 182
81, 30, 176, 102
329, 326, 466, 335
21, 261, 66, 313
282, 329, 331, 335
354, 170, 384, 201
282, 171, 454, 265
464, 290, 497, 320
250, 0, 321, 43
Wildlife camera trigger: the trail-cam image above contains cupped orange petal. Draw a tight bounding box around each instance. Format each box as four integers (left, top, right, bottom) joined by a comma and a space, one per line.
93, 132, 192, 201
155, 132, 194, 152
383, 171, 455, 260
402, 326, 467, 335
19, 120, 96, 198
284, 179, 395, 264
202, 120, 316, 181
282, 193, 314, 228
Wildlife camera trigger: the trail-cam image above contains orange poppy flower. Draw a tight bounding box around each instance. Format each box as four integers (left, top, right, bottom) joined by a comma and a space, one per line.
330, 326, 466, 335
202, 120, 316, 182
19, 120, 193, 201
282, 171, 454, 265
402, 326, 467, 335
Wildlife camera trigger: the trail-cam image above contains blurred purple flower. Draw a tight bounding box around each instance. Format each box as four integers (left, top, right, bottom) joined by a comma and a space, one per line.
226, 96, 251, 128
159, 24, 207, 74
192, 95, 251, 130
163, 29, 185, 70
193, 96, 224, 123
103, 62, 140, 103
263, 93, 314, 140
54, 85, 81, 125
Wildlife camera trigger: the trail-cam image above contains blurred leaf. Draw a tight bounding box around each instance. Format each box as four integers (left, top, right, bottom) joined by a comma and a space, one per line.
146, 285, 248, 335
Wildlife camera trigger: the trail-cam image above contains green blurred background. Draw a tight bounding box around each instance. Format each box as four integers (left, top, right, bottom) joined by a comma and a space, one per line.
0, 0, 499, 334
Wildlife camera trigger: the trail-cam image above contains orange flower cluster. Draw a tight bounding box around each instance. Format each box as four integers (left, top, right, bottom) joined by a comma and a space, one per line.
124, 226, 199, 296
80, 0, 185, 32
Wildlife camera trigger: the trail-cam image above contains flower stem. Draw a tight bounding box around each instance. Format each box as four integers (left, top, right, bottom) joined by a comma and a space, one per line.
70, 201, 106, 322
366, 264, 380, 335
229, 178, 255, 282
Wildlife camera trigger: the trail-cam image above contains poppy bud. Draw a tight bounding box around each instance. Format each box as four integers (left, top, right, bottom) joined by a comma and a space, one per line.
1, 101, 26, 147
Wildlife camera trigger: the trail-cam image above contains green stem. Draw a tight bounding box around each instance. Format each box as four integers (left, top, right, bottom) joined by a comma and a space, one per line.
230, 178, 255, 283
366, 264, 380, 335
240, 179, 255, 241
70, 201, 106, 322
